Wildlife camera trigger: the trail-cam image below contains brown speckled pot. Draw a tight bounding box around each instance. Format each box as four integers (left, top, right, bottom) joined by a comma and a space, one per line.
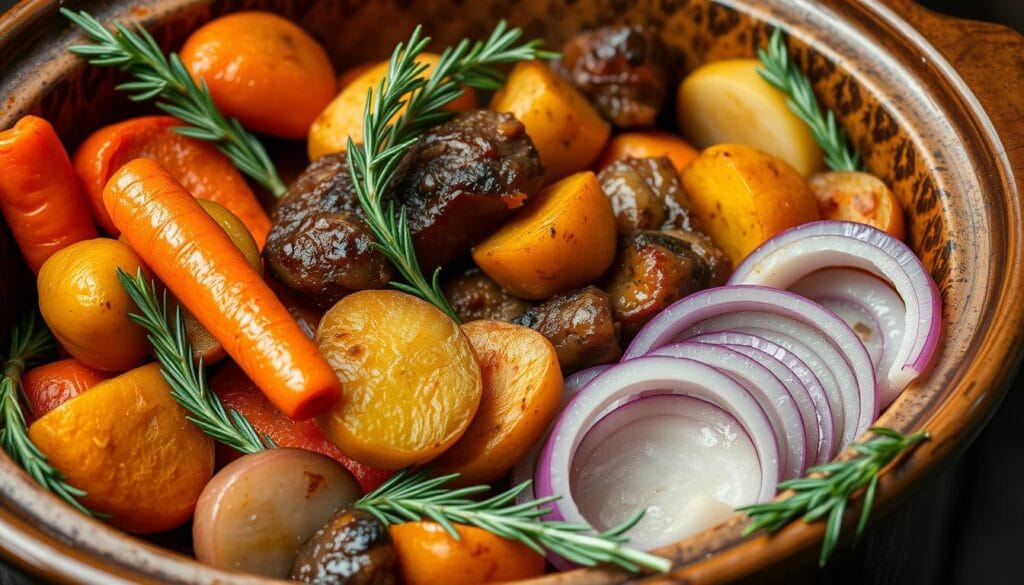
1, 0, 1023, 583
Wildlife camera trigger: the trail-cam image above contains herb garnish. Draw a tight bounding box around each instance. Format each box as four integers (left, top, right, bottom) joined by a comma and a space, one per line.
347, 22, 556, 321
757, 28, 865, 172
356, 468, 671, 574
739, 427, 928, 566
118, 269, 273, 454
0, 314, 97, 516
60, 8, 287, 197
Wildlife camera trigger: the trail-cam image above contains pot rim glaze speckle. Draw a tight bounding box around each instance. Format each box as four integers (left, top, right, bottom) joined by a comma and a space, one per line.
0, 0, 1023, 583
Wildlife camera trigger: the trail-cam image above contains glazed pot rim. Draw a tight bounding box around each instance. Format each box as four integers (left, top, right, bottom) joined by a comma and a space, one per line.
0, 1, 1023, 584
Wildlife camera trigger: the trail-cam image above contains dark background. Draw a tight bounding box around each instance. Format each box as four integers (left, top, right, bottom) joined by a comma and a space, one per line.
0, 1, 1022, 584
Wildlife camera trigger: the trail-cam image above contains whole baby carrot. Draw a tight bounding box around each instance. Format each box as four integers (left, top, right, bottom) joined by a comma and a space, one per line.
103, 158, 341, 419
0, 116, 98, 272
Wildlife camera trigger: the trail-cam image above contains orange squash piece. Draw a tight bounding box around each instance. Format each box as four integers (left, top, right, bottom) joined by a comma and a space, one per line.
180, 11, 337, 139
390, 522, 545, 585
28, 363, 215, 533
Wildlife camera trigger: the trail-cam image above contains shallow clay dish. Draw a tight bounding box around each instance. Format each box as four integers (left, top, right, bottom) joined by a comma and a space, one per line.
1, 0, 1023, 583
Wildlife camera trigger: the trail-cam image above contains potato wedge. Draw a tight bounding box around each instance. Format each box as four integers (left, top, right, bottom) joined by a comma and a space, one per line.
432, 320, 563, 485
677, 59, 823, 176
315, 290, 482, 469
491, 61, 610, 182
308, 54, 477, 160
680, 144, 820, 264
473, 171, 617, 300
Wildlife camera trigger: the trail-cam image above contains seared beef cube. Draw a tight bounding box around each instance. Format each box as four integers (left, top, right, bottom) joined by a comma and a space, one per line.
597, 155, 702, 234
264, 153, 390, 308
443, 268, 532, 323
603, 231, 731, 339
393, 110, 544, 270
555, 26, 668, 127
513, 286, 621, 373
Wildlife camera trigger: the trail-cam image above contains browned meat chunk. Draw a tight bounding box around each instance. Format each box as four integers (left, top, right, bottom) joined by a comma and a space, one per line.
264, 153, 391, 308
513, 286, 621, 373
603, 231, 731, 340
290, 509, 396, 585
555, 26, 668, 127
392, 110, 544, 270
443, 268, 532, 323
597, 155, 702, 234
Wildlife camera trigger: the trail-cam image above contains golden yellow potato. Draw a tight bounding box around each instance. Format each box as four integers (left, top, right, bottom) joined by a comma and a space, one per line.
29, 363, 214, 533
472, 171, 617, 300
677, 59, 824, 176
37, 238, 150, 372
315, 290, 482, 469
308, 53, 477, 160
490, 61, 610, 182
680, 144, 821, 264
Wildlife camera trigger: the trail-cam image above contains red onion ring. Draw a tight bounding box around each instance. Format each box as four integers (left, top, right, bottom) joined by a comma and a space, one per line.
570, 395, 762, 551
789, 268, 908, 406
535, 357, 780, 531
687, 331, 831, 466
647, 343, 807, 479
624, 286, 877, 447
511, 365, 612, 505
689, 317, 862, 450
728, 221, 940, 405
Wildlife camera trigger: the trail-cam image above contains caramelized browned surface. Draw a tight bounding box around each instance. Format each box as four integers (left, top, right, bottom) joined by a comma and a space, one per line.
513, 286, 621, 373
393, 110, 544, 271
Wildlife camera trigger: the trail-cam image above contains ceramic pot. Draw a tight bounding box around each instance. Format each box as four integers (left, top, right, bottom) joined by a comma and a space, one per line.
0, 0, 1022, 583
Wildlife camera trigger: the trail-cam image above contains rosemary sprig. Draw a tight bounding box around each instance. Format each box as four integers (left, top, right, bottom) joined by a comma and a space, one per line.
739, 427, 928, 566
347, 22, 555, 321
117, 268, 273, 453
356, 469, 671, 574
757, 28, 865, 172
0, 314, 97, 516
60, 8, 286, 197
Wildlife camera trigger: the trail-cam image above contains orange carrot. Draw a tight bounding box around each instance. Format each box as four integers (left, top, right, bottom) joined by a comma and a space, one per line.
103, 158, 341, 419
0, 116, 98, 272
74, 116, 271, 247
21, 358, 108, 422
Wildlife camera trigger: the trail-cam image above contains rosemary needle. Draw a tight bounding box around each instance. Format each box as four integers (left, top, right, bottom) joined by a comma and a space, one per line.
118, 268, 273, 454
757, 28, 865, 172
0, 314, 98, 516
739, 427, 928, 566
60, 8, 287, 197
356, 468, 672, 574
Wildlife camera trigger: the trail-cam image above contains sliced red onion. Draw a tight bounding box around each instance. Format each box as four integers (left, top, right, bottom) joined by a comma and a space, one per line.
624, 286, 877, 448
536, 357, 780, 534
686, 331, 829, 466
512, 365, 613, 505
688, 316, 865, 450
696, 333, 838, 463
728, 221, 940, 405
813, 298, 884, 364
789, 268, 908, 406
571, 395, 762, 551
647, 343, 807, 479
